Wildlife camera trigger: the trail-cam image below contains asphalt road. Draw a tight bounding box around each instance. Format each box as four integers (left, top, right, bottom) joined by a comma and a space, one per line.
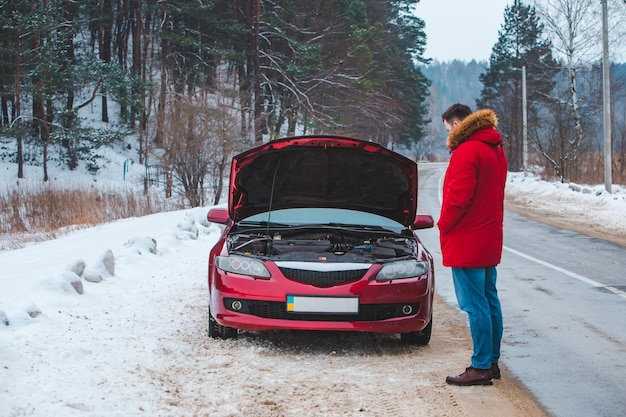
417, 163, 626, 417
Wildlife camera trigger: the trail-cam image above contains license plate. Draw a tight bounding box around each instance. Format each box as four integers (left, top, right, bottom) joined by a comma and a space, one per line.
286, 295, 359, 314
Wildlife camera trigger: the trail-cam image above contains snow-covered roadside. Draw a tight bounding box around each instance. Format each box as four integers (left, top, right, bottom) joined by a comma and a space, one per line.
0, 202, 550, 417
0, 207, 221, 417
506, 172, 626, 245
2, 166, 625, 416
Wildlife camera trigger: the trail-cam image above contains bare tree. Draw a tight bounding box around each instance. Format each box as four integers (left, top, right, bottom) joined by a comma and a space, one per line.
206, 69, 247, 205
535, 0, 596, 178
160, 68, 244, 208
161, 94, 211, 207
533, 0, 626, 182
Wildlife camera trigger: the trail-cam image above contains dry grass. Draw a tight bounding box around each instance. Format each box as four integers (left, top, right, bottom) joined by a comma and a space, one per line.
0, 183, 182, 249
531, 151, 625, 186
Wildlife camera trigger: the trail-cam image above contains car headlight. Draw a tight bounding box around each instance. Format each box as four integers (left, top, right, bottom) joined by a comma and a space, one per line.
216, 255, 271, 278
375, 260, 430, 281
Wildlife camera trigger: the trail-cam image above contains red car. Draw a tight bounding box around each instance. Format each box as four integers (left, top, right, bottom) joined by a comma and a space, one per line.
207, 135, 435, 344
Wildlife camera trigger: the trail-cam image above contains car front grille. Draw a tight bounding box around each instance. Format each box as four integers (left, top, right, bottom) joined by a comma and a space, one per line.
277, 267, 368, 287
224, 298, 419, 322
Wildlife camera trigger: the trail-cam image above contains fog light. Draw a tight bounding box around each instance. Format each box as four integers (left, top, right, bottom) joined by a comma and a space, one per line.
231, 300, 243, 311
402, 305, 413, 315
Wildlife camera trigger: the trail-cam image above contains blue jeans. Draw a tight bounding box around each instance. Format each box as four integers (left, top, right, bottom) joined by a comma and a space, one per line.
451, 266, 503, 369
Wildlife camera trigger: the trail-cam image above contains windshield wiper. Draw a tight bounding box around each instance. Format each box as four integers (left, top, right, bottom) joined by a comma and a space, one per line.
325, 223, 388, 231
237, 220, 291, 228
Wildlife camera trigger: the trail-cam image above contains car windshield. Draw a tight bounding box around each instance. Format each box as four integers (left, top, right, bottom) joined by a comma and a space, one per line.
239, 208, 405, 232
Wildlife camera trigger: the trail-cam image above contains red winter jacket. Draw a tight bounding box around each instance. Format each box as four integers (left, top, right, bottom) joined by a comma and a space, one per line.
437, 109, 508, 268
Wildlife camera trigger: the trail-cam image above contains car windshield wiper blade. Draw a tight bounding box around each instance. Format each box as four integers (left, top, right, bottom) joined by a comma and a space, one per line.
237, 220, 291, 227
325, 223, 387, 230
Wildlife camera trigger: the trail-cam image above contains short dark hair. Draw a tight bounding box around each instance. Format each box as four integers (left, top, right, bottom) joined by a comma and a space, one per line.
442, 103, 472, 123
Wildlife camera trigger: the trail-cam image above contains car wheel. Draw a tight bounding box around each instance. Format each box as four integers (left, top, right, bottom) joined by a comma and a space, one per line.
400, 317, 432, 345
207, 306, 238, 339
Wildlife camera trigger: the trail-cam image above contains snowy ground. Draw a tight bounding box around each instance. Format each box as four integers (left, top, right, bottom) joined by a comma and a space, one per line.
0, 207, 219, 417
506, 172, 626, 246
1, 155, 625, 416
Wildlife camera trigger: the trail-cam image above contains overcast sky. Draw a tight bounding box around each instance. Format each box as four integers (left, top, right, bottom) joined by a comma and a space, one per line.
413, 0, 513, 62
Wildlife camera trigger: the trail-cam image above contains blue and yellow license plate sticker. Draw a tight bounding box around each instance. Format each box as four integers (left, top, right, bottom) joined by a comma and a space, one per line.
285, 295, 359, 314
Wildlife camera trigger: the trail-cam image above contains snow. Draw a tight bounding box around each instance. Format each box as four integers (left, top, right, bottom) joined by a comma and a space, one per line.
506, 172, 626, 232
0, 204, 219, 416
1, 153, 625, 415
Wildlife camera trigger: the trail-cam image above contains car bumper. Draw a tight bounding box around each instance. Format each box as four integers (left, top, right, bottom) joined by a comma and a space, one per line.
209, 264, 434, 334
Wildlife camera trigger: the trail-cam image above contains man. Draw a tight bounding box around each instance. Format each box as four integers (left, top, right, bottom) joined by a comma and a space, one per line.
438, 103, 508, 386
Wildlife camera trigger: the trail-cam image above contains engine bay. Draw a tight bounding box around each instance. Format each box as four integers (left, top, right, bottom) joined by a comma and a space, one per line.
227, 227, 417, 263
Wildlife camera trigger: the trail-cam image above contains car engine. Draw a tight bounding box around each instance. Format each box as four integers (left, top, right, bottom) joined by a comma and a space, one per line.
227, 228, 417, 263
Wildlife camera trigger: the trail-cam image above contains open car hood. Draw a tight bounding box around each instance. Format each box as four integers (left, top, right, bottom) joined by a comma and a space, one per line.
229, 136, 418, 226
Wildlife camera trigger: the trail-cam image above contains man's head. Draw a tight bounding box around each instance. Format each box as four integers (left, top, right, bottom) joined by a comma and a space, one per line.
442, 103, 472, 133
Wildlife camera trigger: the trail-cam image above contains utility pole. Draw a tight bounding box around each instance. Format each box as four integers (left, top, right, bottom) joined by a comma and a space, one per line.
601, 0, 612, 193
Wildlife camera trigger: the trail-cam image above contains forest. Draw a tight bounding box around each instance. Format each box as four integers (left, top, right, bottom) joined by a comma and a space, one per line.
424, 0, 626, 188
0, 0, 431, 205
1, 0, 625, 208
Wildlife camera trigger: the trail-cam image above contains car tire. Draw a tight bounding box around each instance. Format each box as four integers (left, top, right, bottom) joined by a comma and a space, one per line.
400, 316, 432, 345
207, 306, 238, 339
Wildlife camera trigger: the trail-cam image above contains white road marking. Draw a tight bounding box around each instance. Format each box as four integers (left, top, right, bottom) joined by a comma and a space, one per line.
434, 166, 626, 300
504, 246, 626, 300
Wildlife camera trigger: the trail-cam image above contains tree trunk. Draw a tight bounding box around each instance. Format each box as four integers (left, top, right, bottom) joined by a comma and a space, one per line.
100, 0, 112, 123
41, 100, 50, 182
155, 6, 168, 148
115, 0, 129, 122
130, 0, 143, 128
252, 0, 264, 143
15, 26, 23, 179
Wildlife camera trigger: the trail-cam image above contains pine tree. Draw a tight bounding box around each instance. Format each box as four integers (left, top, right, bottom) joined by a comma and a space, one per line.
0, 0, 432, 187
0, 0, 31, 178
384, 0, 431, 150
478, 0, 558, 171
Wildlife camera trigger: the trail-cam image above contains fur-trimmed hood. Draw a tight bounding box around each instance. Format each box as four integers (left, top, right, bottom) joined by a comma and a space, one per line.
446, 109, 500, 150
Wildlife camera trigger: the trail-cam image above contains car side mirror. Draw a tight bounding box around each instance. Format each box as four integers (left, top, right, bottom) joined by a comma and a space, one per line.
207, 207, 230, 225
413, 214, 434, 230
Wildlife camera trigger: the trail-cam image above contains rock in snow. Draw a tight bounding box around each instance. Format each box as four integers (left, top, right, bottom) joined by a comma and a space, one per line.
82, 268, 103, 283
59, 271, 84, 294
68, 259, 86, 277
100, 249, 115, 276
